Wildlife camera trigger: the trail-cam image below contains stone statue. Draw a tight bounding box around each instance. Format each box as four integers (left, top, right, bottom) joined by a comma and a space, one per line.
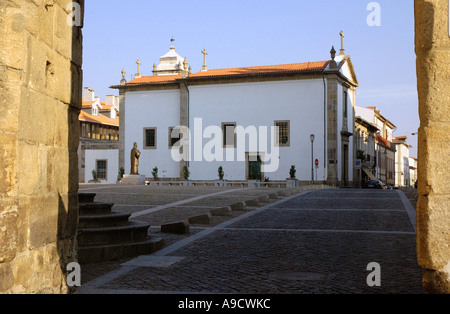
130, 142, 141, 175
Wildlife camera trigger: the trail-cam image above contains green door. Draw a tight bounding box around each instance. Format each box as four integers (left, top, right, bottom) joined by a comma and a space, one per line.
248, 156, 262, 180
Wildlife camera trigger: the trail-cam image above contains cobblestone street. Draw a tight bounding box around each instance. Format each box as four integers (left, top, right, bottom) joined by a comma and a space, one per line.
77, 185, 424, 294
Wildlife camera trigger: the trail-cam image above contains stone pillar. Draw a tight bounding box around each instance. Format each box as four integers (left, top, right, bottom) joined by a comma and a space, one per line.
415, 0, 450, 293
0, 0, 83, 293
179, 82, 189, 177
118, 89, 126, 172
326, 77, 339, 184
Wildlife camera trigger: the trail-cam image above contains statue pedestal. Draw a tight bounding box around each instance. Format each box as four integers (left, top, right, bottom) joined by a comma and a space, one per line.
120, 174, 146, 185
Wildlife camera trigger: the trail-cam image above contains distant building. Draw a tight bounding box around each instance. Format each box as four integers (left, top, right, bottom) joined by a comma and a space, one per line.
354, 115, 378, 187
78, 88, 120, 184
409, 157, 418, 187
392, 136, 412, 187
355, 106, 396, 186
111, 37, 359, 186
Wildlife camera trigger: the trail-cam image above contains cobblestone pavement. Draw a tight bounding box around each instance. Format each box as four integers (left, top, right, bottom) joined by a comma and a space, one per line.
78, 185, 424, 294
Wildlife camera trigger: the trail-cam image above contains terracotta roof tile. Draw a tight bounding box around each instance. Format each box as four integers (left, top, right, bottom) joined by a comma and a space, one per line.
189, 61, 330, 79
123, 61, 330, 86
79, 110, 119, 127
82, 100, 96, 109
127, 74, 181, 85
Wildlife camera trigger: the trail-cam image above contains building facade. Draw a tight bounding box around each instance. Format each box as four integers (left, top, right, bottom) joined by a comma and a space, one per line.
78, 88, 120, 184
112, 42, 359, 186
355, 105, 397, 186
354, 115, 378, 186
393, 136, 412, 187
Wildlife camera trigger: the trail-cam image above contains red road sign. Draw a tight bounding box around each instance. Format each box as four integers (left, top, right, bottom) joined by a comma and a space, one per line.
315, 159, 319, 167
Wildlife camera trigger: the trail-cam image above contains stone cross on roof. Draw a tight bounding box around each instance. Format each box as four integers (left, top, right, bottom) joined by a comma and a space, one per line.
201, 49, 208, 71
135, 59, 142, 78
339, 31, 345, 55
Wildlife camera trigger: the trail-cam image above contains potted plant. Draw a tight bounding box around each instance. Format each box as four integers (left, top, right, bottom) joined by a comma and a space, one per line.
117, 167, 125, 182
287, 165, 298, 188
218, 166, 224, 180
181, 165, 190, 185
90, 170, 100, 183
217, 166, 225, 186
289, 165, 297, 179
152, 167, 159, 180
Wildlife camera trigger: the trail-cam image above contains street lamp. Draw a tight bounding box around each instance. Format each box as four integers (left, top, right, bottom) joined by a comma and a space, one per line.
310, 134, 315, 184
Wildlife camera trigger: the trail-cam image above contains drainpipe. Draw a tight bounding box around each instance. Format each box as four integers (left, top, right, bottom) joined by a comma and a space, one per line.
322, 70, 327, 181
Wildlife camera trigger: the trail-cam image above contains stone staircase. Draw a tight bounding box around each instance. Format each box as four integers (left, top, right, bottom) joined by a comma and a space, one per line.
77, 193, 165, 264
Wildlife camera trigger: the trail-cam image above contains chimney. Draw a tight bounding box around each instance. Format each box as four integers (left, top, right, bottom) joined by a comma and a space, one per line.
105, 95, 116, 106
83, 87, 95, 101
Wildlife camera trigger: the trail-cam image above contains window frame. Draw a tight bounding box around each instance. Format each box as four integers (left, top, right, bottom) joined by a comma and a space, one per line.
96, 159, 107, 181
221, 122, 237, 148
143, 127, 157, 149
343, 90, 349, 121
168, 126, 183, 149
274, 120, 291, 147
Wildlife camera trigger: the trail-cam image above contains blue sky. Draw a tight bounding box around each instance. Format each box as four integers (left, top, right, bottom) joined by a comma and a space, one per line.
82, 0, 419, 157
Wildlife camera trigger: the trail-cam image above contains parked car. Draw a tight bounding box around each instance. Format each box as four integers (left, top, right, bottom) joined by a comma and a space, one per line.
365, 180, 384, 189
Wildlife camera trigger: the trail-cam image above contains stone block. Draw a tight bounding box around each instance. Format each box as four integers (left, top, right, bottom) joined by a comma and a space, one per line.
416, 50, 450, 125
120, 175, 146, 185
28, 198, 59, 250
418, 125, 450, 195
230, 202, 246, 211
423, 269, 450, 294
188, 213, 211, 225
417, 195, 450, 270
161, 221, 190, 234
0, 209, 18, 263
18, 87, 56, 146
244, 199, 259, 207
0, 6, 26, 70
54, 3, 74, 60
268, 193, 279, 200
257, 195, 270, 202
414, 0, 450, 51
210, 206, 232, 217
0, 66, 21, 133
0, 264, 14, 293
0, 132, 17, 195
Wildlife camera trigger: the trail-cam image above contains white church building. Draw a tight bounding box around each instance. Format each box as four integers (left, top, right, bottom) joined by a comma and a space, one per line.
111, 35, 358, 186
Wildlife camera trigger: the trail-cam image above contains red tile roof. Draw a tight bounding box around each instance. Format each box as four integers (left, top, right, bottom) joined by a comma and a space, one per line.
79, 110, 119, 127
123, 61, 330, 85
376, 135, 390, 147
127, 74, 182, 85
189, 61, 330, 79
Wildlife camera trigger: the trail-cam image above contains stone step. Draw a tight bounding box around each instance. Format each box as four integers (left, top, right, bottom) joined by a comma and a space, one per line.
77, 221, 151, 246
78, 193, 96, 204
78, 212, 132, 229
78, 236, 165, 264
79, 202, 114, 215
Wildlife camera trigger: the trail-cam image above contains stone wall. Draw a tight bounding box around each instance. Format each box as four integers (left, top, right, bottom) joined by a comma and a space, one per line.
415, 0, 450, 293
0, 0, 83, 293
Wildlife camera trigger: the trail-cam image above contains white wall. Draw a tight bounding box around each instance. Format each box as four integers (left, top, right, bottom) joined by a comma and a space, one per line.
125, 90, 181, 178
85, 149, 119, 184
395, 143, 410, 186
188, 79, 327, 181
356, 106, 375, 124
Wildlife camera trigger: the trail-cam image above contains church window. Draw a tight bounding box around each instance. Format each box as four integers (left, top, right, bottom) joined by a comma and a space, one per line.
275, 121, 290, 147
169, 127, 182, 148
144, 128, 157, 149
343, 91, 348, 120
222, 123, 236, 148
96, 160, 107, 180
